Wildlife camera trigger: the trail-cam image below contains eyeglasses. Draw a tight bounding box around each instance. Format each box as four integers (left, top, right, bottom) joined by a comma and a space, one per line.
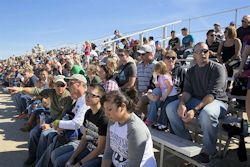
210, 34, 215, 37
194, 49, 209, 54
241, 20, 246, 23
56, 83, 66, 87
164, 56, 176, 60
86, 92, 101, 98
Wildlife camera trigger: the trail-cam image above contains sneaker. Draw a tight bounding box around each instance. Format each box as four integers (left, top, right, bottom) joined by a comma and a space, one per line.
193, 152, 210, 164
156, 125, 168, 131
23, 157, 35, 166
151, 123, 160, 129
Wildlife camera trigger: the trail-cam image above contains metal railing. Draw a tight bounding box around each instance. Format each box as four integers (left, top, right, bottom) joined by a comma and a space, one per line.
90, 5, 250, 53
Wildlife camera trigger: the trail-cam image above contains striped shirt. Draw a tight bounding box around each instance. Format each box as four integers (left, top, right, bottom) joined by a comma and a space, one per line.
137, 60, 157, 92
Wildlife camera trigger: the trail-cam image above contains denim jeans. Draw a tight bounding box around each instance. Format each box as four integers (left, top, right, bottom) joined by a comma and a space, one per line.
51, 141, 102, 167
28, 116, 54, 161
147, 88, 162, 123
166, 98, 228, 155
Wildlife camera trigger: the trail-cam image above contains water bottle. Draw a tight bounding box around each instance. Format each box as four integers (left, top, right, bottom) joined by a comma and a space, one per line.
241, 119, 248, 137
40, 112, 46, 126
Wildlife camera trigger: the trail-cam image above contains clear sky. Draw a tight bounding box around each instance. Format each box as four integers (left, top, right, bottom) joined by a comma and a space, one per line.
1, 0, 250, 60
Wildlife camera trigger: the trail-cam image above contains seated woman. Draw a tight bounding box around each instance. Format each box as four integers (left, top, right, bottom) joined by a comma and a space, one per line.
97, 65, 119, 92
101, 90, 157, 167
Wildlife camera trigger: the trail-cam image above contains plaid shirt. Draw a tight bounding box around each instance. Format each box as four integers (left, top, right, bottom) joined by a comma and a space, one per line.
102, 80, 119, 92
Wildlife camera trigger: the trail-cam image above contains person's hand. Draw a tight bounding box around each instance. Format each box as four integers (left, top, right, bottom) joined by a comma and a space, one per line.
177, 104, 187, 119
182, 109, 195, 123
7, 87, 21, 94
56, 127, 64, 134
52, 120, 60, 129
234, 70, 243, 78
160, 97, 166, 101
41, 123, 51, 130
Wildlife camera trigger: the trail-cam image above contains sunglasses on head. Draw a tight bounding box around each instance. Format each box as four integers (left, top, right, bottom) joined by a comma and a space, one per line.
194, 49, 209, 54
86, 92, 100, 98
164, 56, 176, 60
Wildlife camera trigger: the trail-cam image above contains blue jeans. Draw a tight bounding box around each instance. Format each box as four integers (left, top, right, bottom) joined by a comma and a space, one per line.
147, 88, 162, 123
51, 141, 102, 167
166, 98, 228, 155
28, 116, 54, 161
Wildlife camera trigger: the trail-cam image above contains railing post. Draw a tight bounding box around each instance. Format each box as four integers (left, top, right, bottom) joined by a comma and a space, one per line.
139, 33, 144, 46
234, 9, 238, 28
188, 18, 191, 32
112, 42, 116, 53
162, 26, 167, 49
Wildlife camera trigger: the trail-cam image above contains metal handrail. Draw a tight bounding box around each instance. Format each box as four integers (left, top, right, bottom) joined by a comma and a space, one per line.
100, 20, 182, 46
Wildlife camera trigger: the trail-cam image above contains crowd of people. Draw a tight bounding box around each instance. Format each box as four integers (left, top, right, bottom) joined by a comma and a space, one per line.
0, 15, 250, 167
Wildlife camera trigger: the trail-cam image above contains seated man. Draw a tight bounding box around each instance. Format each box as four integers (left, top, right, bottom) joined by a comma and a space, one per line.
166, 42, 228, 163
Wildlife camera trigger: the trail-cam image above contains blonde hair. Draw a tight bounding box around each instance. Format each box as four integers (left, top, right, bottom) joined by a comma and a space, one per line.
226, 26, 237, 39
106, 57, 118, 74
154, 61, 168, 75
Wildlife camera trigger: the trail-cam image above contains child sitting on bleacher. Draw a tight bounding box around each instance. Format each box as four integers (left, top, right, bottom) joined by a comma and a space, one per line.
145, 61, 178, 130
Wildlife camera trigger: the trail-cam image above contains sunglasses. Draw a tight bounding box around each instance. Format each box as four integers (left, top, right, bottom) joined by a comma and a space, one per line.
164, 56, 176, 60
56, 83, 66, 87
241, 20, 246, 23
86, 92, 101, 98
194, 49, 209, 54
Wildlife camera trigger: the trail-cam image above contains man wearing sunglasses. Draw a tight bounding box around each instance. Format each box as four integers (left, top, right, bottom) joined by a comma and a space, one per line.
8, 75, 73, 166
237, 15, 250, 50
166, 42, 228, 164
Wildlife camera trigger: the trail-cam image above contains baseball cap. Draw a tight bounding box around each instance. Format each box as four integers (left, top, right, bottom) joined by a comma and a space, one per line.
106, 47, 112, 51
137, 45, 153, 54
65, 74, 87, 84
53, 75, 66, 84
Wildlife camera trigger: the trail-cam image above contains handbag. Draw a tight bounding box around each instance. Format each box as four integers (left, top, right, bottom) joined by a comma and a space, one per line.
231, 77, 248, 96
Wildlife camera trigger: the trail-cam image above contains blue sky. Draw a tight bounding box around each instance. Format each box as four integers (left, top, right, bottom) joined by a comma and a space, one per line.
1, 0, 250, 60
